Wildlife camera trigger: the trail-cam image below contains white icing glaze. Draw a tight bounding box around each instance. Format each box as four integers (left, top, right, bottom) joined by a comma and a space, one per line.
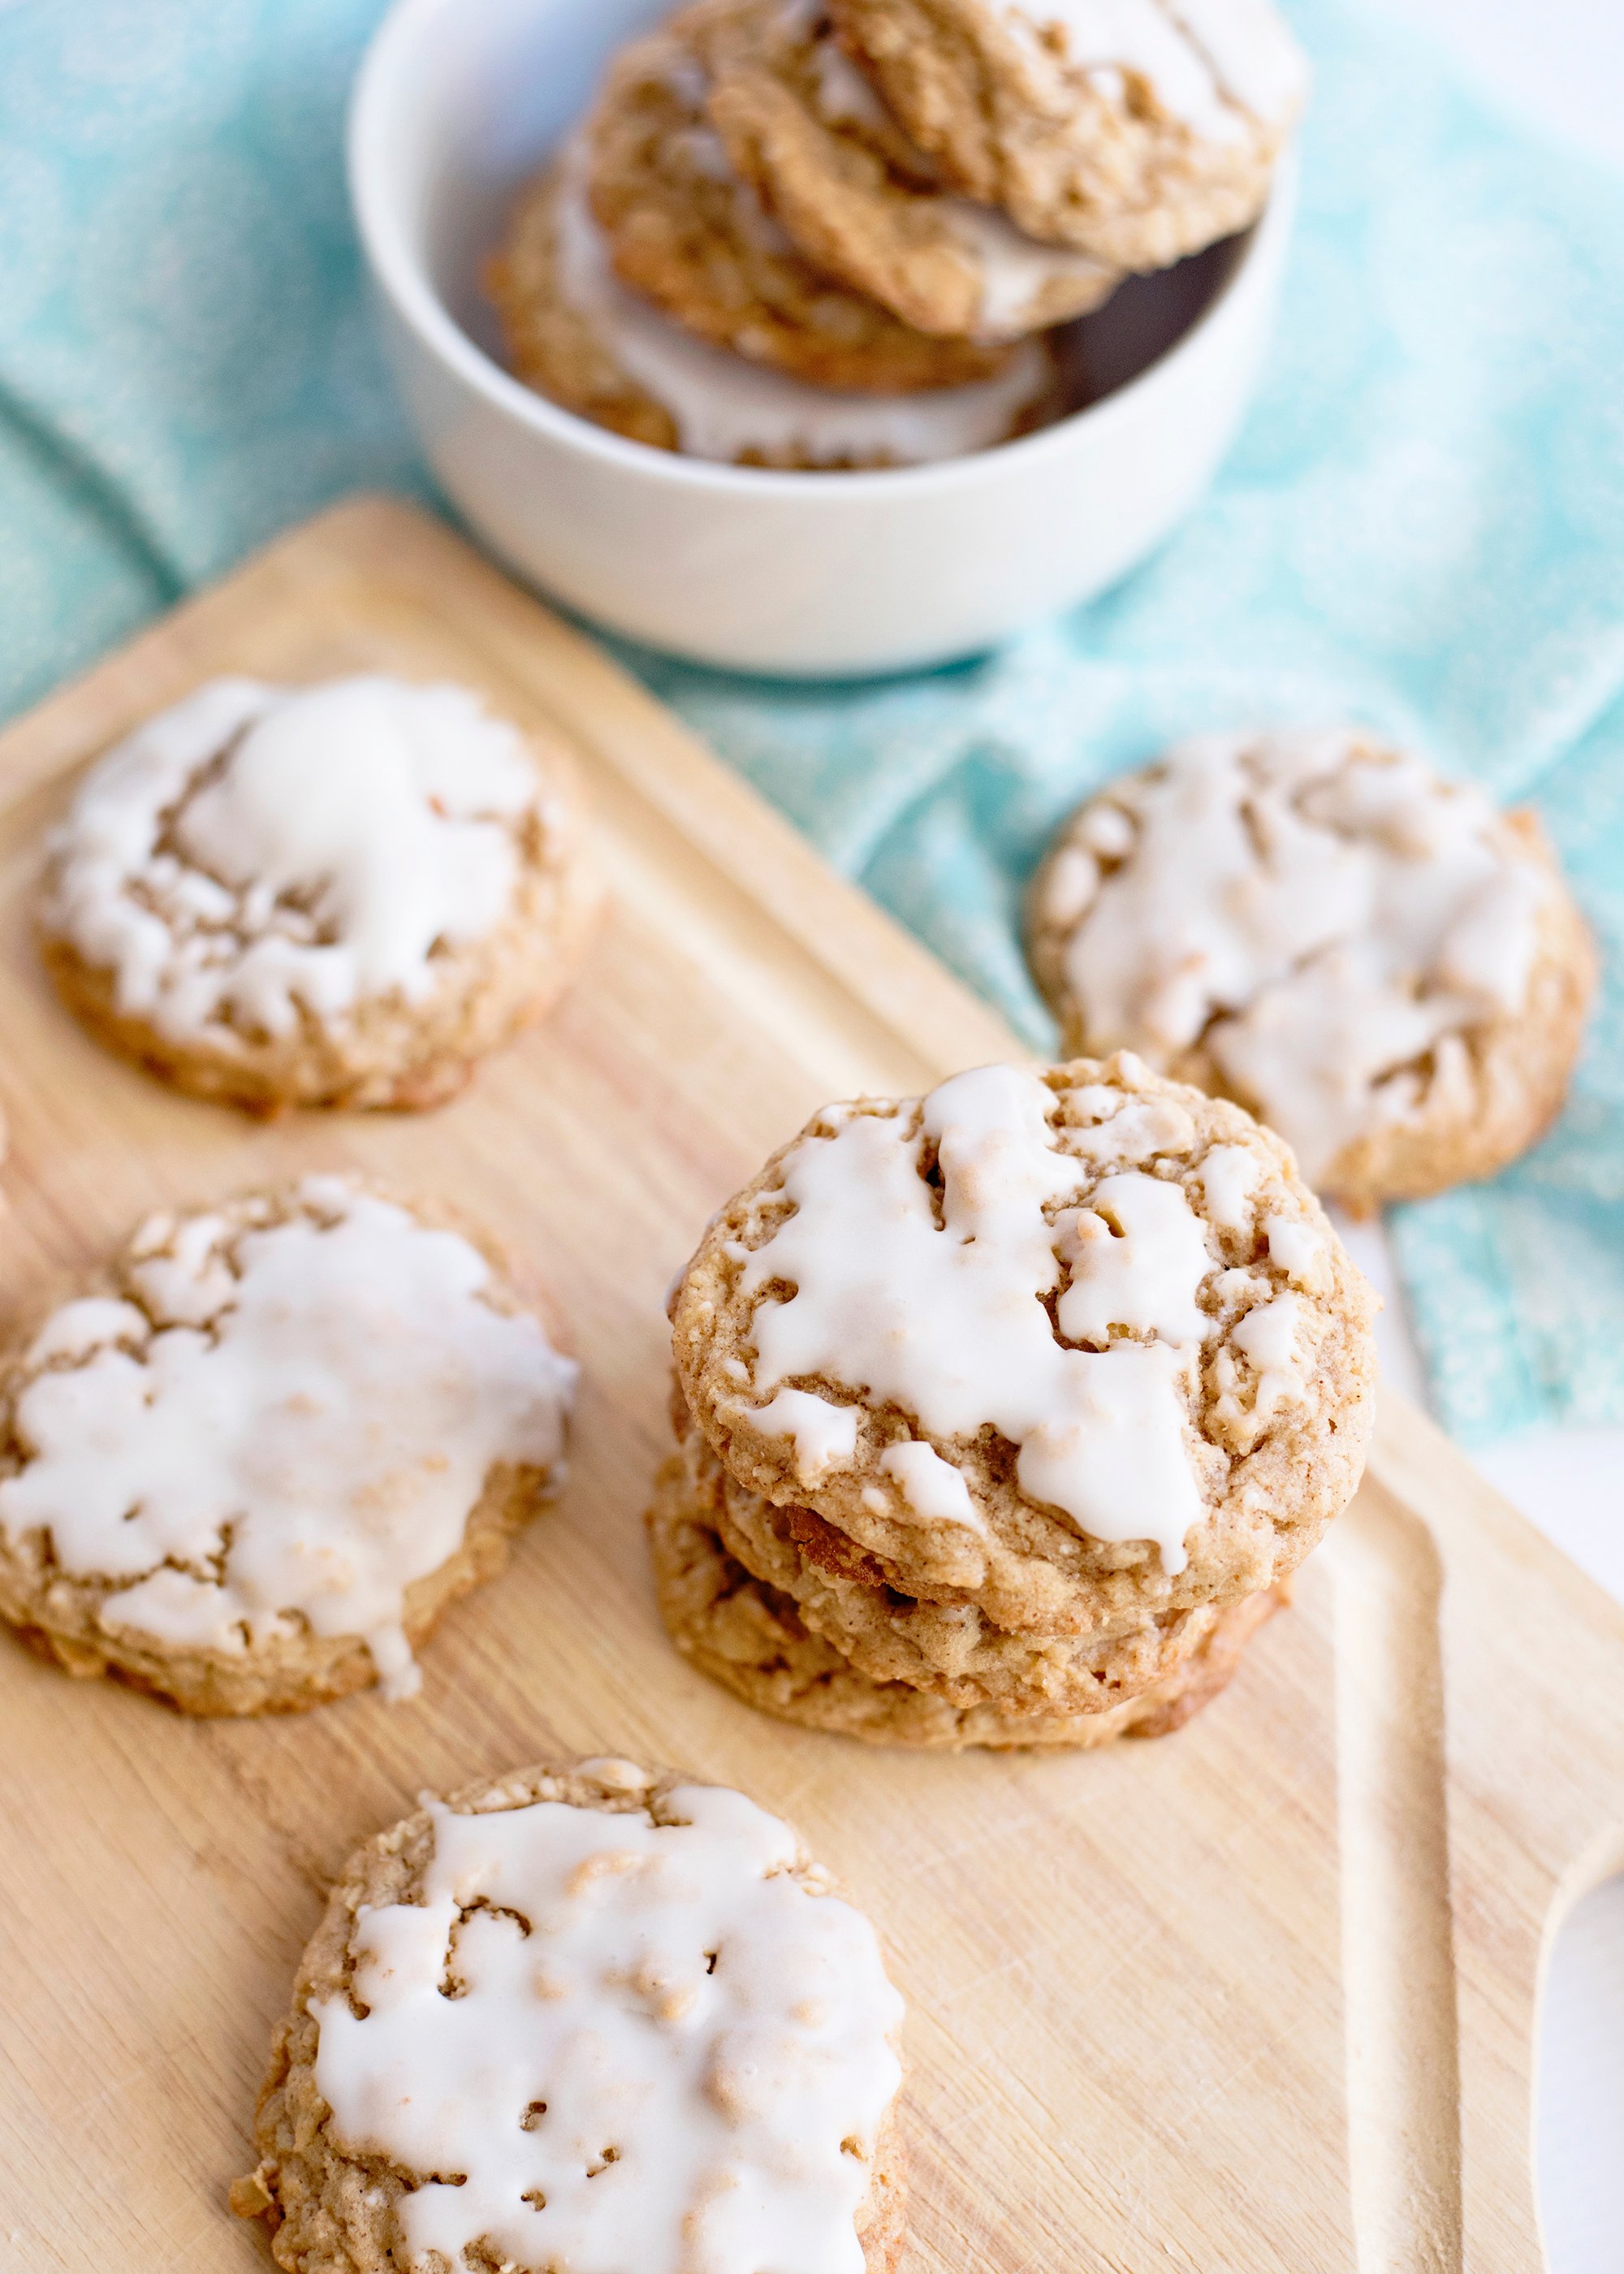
311, 1781, 904, 2274
1040, 844, 1099, 928
737, 1065, 1211, 1572
24, 1298, 148, 1368
809, 25, 892, 130
552, 141, 1049, 465
1017, 1339, 1201, 1553
1265, 1213, 1327, 1289
943, 197, 1117, 338
0, 1180, 575, 1697
1230, 1289, 1305, 1421
1058, 730, 1554, 1182
45, 675, 542, 1045
1010, 0, 1305, 137
1195, 1143, 1259, 1231
1056, 1171, 1212, 1346
879, 1438, 987, 1530
750, 1386, 861, 1483
1081, 802, 1135, 858
1069, 1084, 1196, 1164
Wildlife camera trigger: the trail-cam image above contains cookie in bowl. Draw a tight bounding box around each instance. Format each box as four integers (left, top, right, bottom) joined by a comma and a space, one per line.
1026, 728, 1597, 1210
38, 672, 601, 1114
587, 7, 1021, 385
692, 0, 1122, 340
490, 139, 1059, 467
353, 0, 1303, 666
828, 0, 1307, 268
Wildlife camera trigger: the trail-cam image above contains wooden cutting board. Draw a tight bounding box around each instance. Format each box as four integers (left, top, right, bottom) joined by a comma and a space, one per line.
1, 497, 1619, 2274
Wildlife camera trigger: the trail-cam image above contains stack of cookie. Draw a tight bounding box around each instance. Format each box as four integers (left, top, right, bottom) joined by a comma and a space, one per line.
488, 0, 1307, 471
650, 1052, 1377, 1749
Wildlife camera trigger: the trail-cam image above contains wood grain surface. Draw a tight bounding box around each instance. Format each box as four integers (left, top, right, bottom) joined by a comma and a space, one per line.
0, 498, 1618, 2274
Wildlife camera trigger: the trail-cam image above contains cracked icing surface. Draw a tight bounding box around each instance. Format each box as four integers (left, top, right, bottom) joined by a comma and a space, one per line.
240, 1762, 906, 2274
588, 10, 1020, 384
691, 0, 1121, 339
725, 1063, 1210, 1572
672, 1053, 1375, 1637
39, 673, 598, 1113
491, 146, 1055, 469
47, 677, 536, 1038
0, 1179, 575, 1712
828, 0, 1306, 266
1027, 728, 1596, 1208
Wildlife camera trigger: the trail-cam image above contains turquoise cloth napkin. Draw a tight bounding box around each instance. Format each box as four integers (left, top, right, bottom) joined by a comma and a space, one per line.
2, 0, 1622, 1447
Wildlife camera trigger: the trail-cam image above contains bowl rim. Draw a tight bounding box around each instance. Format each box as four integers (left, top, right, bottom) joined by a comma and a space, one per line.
348, 0, 1294, 503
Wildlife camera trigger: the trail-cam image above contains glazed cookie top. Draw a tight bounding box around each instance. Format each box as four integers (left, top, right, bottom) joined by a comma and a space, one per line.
828, 0, 1307, 265
673, 1056, 1375, 1633
304, 1762, 904, 2274
693, 0, 1121, 339
589, 12, 1015, 385
0, 1178, 575, 1697
503, 145, 1055, 469
41, 674, 571, 1050
1028, 729, 1564, 1186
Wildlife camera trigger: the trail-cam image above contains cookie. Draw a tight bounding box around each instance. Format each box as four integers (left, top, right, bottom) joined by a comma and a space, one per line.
649, 1469, 1284, 1749
589, 11, 1016, 387
235, 1757, 907, 2274
691, 0, 1120, 339
0, 1178, 576, 1714
39, 673, 601, 1116
489, 144, 1059, 468
672, 1054, 1376, 1640
673, 1394, 1222, 1714
828, 0, 1307, 266
1026, 729, 1599, 1212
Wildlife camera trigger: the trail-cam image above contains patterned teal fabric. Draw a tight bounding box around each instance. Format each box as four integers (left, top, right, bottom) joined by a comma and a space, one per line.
2, 0, 1621, 1446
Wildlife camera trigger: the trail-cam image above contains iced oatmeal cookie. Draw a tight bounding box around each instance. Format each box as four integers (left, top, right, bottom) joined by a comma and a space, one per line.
490, 144, 1056, 466
38, 673, 601, 1115
672, 1054, 1376, 1640
589, 11, 1016, 386
828, 0, 1307, 266
1026, 729, 1597, 1210
690, 0, 1121, 339
0, 1178, 577, 1714
648, 1468, 1284, 1749
235, 1757, 907, 2272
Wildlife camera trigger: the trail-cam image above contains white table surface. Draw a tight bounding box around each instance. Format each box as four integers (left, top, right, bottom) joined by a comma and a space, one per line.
1347, 13, 1622, 2262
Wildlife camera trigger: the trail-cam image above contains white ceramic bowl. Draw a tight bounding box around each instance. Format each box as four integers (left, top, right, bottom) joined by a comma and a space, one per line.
349, 0, 1294, 678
